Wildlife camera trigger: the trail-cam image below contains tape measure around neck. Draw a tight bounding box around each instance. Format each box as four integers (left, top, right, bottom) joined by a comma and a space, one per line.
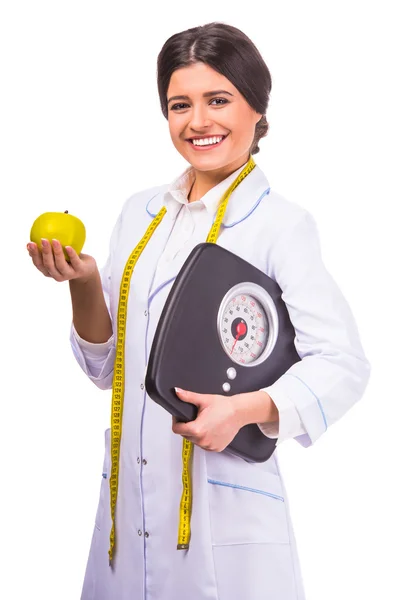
108, 155, 256, 564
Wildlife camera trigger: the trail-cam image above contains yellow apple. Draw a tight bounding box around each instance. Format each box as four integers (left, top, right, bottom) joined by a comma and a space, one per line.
30, 210, 86, 262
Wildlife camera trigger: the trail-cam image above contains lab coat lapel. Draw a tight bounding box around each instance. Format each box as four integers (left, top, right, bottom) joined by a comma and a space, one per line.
136, 213, 176, 304
221, 165, 271, 228
113, 199, 173, 306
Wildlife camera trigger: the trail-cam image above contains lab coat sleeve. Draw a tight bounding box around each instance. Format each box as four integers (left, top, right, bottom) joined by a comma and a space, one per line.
257, 210, 371, 448
71, 323, 114, 378
69, 211, 122, 391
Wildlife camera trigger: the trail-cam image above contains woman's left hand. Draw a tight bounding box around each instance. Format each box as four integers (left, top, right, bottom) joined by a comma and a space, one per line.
172, 387, 278, 452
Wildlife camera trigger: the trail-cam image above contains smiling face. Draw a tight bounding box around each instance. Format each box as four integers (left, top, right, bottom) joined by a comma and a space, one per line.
167, 62, 262, 173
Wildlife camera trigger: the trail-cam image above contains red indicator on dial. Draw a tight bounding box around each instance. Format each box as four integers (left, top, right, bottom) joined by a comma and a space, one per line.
230, 320, 248, 355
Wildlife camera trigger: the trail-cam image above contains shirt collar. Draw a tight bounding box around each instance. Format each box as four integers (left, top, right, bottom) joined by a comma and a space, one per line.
146, 163, 271, 228
163, 163, 247, 220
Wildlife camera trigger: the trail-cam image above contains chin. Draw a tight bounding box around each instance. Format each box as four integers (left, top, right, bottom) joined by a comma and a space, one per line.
189, 151, 231, 166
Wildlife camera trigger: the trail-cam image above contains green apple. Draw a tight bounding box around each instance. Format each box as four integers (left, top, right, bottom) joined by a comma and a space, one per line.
30, 210, 86, 262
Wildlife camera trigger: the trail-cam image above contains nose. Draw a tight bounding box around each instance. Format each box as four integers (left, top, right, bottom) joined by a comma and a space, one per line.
188, 103, 213, 132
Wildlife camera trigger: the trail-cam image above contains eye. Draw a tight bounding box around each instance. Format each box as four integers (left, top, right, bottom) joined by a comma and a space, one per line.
210, 98, 228, 106
170, 103, 189, 111
170, 98, 229, 111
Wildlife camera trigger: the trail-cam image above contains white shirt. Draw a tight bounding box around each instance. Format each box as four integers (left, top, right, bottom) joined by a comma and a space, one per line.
72, 164, 310, 443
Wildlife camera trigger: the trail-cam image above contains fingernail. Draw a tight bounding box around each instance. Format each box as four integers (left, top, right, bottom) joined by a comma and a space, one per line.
175, 387, 185, 394
52, 239, 59, 247
41, 238, 48, 247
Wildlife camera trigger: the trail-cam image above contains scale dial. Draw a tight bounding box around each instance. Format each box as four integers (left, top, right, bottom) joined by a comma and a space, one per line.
217, 282, 279, 367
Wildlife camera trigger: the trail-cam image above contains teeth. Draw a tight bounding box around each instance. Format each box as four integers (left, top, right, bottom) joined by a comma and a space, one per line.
192, 136, 224, 146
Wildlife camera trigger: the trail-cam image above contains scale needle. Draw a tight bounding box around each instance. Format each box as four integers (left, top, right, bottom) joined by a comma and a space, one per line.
230, 321, 247, 354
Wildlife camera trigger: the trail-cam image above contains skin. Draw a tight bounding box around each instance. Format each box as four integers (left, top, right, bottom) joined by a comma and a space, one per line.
167, 62, 263, 202
167, 62, 279, 448
26, 239, 96, 282
26, 61, 279, 454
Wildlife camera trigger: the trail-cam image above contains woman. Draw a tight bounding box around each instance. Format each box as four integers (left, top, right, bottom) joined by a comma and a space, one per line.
27, 22, 370, 600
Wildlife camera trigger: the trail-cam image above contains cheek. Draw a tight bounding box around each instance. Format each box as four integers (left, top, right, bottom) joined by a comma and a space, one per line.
235, 118, 258, 148
224, 106, 255, 140
167, 119, 176, 140
167, 114, 179, 135
168, 121, 186, 148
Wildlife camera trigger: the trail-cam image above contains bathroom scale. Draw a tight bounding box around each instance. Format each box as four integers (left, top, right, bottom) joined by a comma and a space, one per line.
145, 242, 301, 463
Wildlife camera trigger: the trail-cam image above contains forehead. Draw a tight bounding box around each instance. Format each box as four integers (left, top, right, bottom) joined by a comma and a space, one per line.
167, 62, 234, 95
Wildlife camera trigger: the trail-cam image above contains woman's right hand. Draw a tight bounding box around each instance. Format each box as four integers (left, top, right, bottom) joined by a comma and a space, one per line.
26, 238, 98, 284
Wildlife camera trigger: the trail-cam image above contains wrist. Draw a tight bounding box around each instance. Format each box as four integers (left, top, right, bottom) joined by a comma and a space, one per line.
232, 390, 279, 428
70, 268, 99, 286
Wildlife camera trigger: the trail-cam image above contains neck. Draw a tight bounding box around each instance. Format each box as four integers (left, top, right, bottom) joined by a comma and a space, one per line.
187, 152, 251, 203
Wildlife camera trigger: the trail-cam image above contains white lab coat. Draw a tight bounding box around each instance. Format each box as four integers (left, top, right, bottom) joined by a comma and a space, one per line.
70, 163, 371, 600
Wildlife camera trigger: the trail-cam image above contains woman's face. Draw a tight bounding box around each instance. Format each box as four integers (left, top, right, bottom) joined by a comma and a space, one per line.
167, 62, 262, 172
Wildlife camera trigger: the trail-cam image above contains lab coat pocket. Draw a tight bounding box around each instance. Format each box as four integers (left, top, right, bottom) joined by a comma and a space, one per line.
205, 452, 289, 546
95, 427, 111, 531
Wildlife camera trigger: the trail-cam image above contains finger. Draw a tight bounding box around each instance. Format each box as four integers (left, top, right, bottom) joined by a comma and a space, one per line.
27, 242, 52, 277
174, 388, 204, 406
173, 419, 204, 442
51, 239, 74, 276
172, 417, 193, 437
171, 419, 196, 444
64, 245, 82, 270
41, 238, 64, 281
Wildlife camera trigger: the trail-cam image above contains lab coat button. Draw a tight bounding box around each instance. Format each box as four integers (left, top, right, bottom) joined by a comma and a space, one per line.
142, 459, 147, 465
145, 531, 149, 538
144, 310, 148, 316
137, 457, 140, 464
140, 383, 144, 390
138, 529, 142, 536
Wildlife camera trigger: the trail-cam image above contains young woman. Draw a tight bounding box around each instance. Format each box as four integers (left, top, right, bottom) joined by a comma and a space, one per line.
27, 21, 370, 600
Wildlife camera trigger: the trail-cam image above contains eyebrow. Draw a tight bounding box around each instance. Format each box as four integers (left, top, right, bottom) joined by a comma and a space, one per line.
167, 90, 234, 104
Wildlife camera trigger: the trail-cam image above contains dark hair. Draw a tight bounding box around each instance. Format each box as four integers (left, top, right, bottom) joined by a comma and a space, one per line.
157, 22, 272, 155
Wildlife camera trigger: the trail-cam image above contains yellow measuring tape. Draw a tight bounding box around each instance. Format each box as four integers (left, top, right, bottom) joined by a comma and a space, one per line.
108, 155, 256, 564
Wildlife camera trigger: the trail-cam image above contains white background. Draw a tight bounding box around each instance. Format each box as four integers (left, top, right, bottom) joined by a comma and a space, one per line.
1, 1, 398, 598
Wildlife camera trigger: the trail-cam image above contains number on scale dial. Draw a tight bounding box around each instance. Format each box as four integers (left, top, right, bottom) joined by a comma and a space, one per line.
220, 294, 269, 365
